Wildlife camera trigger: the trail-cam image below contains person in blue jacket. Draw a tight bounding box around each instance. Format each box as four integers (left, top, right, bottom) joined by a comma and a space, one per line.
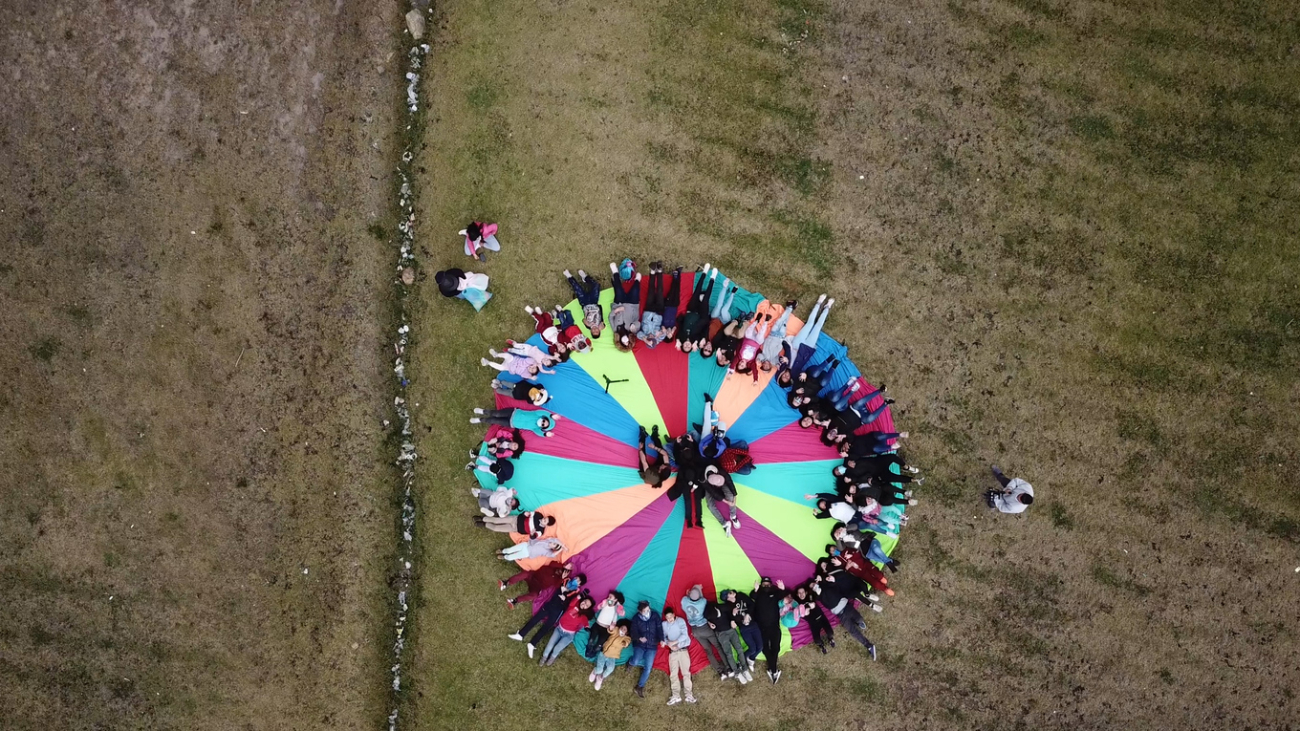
627, 601, 663, 698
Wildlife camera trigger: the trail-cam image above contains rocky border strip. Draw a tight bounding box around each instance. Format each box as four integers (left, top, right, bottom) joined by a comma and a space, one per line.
386, 5, 430, 731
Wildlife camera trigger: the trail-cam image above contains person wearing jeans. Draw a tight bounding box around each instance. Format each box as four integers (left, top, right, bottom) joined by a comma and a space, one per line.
540, 596, 594, 666
661, 608, 695, 705
627, 601, 662, 698
588, 622, 631, 691
564, 269, 605, 338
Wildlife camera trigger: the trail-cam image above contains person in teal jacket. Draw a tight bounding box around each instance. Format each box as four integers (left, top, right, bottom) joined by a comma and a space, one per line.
470, 407, 561, 437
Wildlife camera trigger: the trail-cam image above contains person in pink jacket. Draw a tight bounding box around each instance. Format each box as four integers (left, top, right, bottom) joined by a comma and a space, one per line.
460, 221, 501, 261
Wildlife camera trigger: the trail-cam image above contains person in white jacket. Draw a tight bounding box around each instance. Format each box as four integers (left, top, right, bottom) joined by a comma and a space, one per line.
986, 465, 1034, 514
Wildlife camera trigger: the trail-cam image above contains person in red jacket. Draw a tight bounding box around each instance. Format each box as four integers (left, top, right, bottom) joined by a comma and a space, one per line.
498, 560, 574, 609
539, 595, 595, 666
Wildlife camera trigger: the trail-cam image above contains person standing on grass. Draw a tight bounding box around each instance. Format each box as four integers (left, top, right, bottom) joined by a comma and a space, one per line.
752, 576, 788, 683
627, 601, 662, 698
681, 584, 727, 679
588, 620, 631, 691
986, 465, 1034, 514
661, 607, 696, 705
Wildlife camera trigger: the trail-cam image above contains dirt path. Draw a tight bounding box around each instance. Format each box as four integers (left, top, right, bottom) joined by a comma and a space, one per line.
0, 2, 403, 728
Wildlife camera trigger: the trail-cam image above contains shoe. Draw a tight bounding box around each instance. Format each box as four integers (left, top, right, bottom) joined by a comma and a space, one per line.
594, 676, 604, 690
908, 499, 918, 506
748, 659, 755, 672
526, 643, 535, 659
667, 697, 682, 706
635, 685, 645, 698
589, 671, 598, 683
829, 639, 836, 648
473, 407, 485, 414
871, 603, 883, 613
464, 462, 475, 471
773, 670, 781, 684
578, 269, 587, 279
819, 644, 828, 654
506, 599, 517, 609
731, 518, 741, 530
563, 269, 572, 278
868, 644, 878, 661
685, 695, 697, 704
508, 632, 523, 641
737, 672, 748, 685
743, 671, 753, 683
767, 670, 774, 683
723, 522, 732, 538
718, 671, 728, 681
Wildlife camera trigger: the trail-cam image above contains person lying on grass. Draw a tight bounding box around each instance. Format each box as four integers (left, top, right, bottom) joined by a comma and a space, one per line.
508, 579, 587, 658
498, 537, 565, 562
498, 560, 573, 609
470, 485, 518, 517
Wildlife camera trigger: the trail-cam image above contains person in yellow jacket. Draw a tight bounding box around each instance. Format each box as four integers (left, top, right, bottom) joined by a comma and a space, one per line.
587, 620, 632, 691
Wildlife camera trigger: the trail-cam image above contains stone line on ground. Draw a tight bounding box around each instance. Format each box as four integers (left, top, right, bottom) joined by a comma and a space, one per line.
387, 4, 430, 730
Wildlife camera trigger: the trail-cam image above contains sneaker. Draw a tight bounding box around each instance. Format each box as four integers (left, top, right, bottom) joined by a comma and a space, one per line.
685, 695, 697, 704
578, 269, 587, 279
871, 603, 884, 613
498, 580, 507, 591
731, 518, 741, 530
743, 671, 753, 683
773, 670, 782, 684
868, 644, 878, 661
588, 671, 598, 683
819, 644, 828, 654
526, 643, 535, 659
737, 672, 748, 685
667, 697, 682, 706
829, 639, 836, 648
635, 685, 645, 698
767, 670, 774, 683
723, 522, 732, 538
748, 659, 756, 672
594, 676, 604, 691
508, 632, 523, 641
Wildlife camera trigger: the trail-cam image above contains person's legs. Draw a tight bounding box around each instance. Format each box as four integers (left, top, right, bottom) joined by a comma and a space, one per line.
679, 651, 694, 698
717, 629, 746, 674
542, 628, 576, 663
769, 305, 792, 338
991, 465, 1011, 488
706, 498, 729, 527
586, 625, 610, 658
761, 625, 782, 674
740, 624, 763, 663
632, 646, 655, 688
481, 233, 501, 252
837, 605, 874, 649
787, 298, 823, 352
715, 286, 738, 325
693, 625, 724, 673
866, 541, 891, 565
662, 272, 681, 327
710, 277, 732, 319
810, 613, 833, 648
861, 399, 890, 426
667, 650, 685, 700
501, 543, 529, 561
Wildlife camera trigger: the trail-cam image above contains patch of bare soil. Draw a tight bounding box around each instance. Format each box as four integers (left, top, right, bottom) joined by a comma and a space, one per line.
0, 2, 403, 728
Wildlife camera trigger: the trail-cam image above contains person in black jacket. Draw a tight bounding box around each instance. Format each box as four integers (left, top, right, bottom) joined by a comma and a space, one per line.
794, 583, 834, 653
508, 580, 587, 659
722, 589, 763, 673
704, 601, 750, 682
811, 575, 877, 661
751, 576, 788, 683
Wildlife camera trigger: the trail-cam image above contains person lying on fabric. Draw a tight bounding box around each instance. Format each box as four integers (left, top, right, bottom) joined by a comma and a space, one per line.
836, 452, 919, 484
807, 492, 859, 523
584, 590, 627, 660
697, 394, 730, 459
757, 300, 795, 371
470, 407, 561, 437
523, 305, 564, 355
845, 476, 916, 508
551, 306, 591, 354
665, 467, 707, 529
703, 465, 740, 536
498, 537, 565, 562
499, 560, 574, 609
811, 570, 879, 660
589, 620, 632, 691
475, 510, 556, 540
793, 582, 835, 653
481, 430, 526, 459
832, 523, 902, 574
814, 557, 879, 608
826, 544, 894, 596
539, 594, 595, 666
492, 378, 551, 407
638, 425, 673, 487
707, 318, 747, 368
675, 266, 714, 353
563, 269, 606, 339
717, 441, 754, 476
468, 453, 515, 484
470, 486, 518, 517
720, 588, 763, 673
637, 263, 681, 349
776, 294, 834, 387
482, 348, 556, 379
730, 311, 774, 382
796, 396, 835, 430
839, 430, 909, 458
504, 340, 561, 367
784, 355, 838, 394
609, 260, 642, 353
508, 580, 587, 658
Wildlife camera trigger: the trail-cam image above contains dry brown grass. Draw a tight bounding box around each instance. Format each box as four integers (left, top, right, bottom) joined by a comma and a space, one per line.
0, 2, 405, 728
407, 0, 1299, 730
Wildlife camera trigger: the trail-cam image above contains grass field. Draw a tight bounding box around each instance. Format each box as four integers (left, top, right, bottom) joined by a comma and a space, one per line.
1, 2, 404, 728
408, 0, 1299, 730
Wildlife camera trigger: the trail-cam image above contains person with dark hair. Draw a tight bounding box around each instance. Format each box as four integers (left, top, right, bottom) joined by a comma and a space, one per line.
498, 560, 572, 609
509, 577, 586, 657
470, 407, 560, 437
729, 312, 774, 382
840, 430, 909, 458
481, 430, 527, 460
757, 301, 796, 371
564, 269, 606, 338
703, 466, 740, 537
459, 221, 501, 260
638, 425, 673, 487
638, 262, 678, 349
609, 259, 642, 352
660, 607, 696, 705
794, 583, 834, 653
810, 575, 877, 661
986, 465, 1034, 513
540, 594, 596, 666
751, 577, 788, 683
434, 268, 492, 310
548, 306, 592, 354
675, 266, 715, 353
585, 590, 627, 660
589, 620, 632, 690
497, 536, 565, 562
666, 468, 706, 529
835, 545, 894, 597
627, 601, 662, 698
468, 453, 515, 484
474, 511, 555, 540
806, 492, 858, 523
723, 588, 763, 673
705, 599, 751, 682
470, 485, 517, 518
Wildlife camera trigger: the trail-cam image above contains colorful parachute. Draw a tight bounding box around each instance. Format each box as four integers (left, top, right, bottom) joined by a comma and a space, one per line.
475, 270, 905, 672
